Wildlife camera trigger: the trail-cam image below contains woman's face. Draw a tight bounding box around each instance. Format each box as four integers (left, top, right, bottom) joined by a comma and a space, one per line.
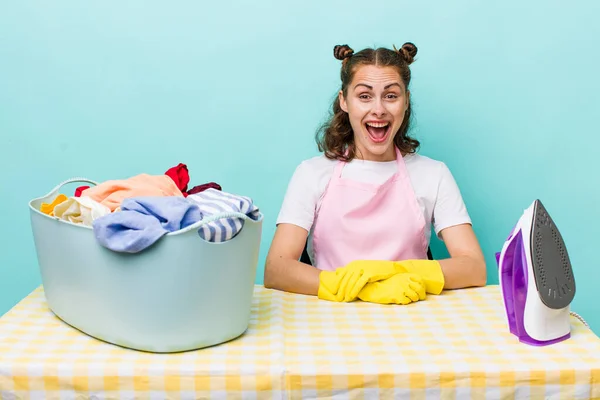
339, 65, 409, 162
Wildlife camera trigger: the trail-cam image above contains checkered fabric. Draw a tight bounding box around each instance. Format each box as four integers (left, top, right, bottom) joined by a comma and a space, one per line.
0, 287, 287, 400
1, 285, 599, 399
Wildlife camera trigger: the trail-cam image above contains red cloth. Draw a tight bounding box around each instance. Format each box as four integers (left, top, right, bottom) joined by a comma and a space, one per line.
188, 182, 222, 195
74, 186, 90, 197
164, 163, 221, 196
165, 163, 190, 194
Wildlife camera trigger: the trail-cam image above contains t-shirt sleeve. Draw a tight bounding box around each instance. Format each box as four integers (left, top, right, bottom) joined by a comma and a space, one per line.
432, 162, 472, 238
276, 161, 320, 232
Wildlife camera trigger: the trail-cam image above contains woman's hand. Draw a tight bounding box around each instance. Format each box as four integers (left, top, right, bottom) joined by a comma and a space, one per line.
437, 223, 487, 289
263, 223, 321, 295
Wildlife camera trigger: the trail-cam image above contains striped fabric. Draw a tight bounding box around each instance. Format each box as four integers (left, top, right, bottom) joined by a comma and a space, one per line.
1, 285, 599, 399
188, 188, 260, 242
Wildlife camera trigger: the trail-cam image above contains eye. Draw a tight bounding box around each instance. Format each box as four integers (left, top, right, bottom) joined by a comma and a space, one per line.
385, 93, 399, 99
358, 93, 371, 100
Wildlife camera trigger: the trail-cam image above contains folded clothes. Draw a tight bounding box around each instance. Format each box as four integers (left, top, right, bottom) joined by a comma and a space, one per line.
81, 174, 184, 211
187, 188, 260, 242
53, 196, 111, 226
40, 194, 67, 216
93, 197, 203, 253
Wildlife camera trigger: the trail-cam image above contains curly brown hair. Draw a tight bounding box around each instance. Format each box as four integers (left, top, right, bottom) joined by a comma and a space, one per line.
316, 43, 420, 161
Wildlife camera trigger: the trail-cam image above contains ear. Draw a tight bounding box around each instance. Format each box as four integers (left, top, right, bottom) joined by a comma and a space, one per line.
405, 90, 410, 109
339, 90, 348, 113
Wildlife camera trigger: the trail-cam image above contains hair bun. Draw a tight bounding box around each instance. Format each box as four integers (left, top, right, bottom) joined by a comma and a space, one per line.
333, 44, 354, 61
399, 42, 417, 64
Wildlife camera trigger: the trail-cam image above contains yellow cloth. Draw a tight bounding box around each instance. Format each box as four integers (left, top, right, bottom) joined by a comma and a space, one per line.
393, 260, 445, 295
40, 194, 67, 216
318, 260, 398, 302
358, 272, 426, 305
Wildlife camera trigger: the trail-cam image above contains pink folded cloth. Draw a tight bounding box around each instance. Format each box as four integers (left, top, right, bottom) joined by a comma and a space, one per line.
81, 174, 184, 211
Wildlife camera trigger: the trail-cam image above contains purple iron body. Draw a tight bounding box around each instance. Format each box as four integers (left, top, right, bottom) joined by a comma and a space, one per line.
496, 199, 575, 346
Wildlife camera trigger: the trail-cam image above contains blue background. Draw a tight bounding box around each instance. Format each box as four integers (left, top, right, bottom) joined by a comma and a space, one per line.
1, 1, 598, 332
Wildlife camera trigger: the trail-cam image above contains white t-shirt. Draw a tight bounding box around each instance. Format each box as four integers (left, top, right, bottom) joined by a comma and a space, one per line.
276, 153, 472, 263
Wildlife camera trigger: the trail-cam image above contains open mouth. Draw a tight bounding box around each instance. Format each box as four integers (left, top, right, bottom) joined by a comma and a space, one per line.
365, 121, 391, 143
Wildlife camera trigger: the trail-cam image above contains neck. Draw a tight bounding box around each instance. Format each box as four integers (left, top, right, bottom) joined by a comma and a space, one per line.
355, 146, 397, 162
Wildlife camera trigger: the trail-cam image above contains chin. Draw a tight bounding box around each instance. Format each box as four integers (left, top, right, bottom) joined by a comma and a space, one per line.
366, 143, 389, 153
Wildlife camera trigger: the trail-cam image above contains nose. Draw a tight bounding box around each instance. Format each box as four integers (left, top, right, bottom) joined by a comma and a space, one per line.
371, 98, 386, 118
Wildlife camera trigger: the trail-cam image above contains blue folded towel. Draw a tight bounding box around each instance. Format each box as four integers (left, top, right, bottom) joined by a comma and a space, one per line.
93, 197, 203, 253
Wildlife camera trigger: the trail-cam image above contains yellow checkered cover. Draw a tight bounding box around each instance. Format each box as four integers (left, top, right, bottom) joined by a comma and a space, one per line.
1, 285, 599, 399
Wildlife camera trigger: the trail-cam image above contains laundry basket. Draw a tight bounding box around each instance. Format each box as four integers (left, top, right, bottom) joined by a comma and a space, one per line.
28, 178, 263, 353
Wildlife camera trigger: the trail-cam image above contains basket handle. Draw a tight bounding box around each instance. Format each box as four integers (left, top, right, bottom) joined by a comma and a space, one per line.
42, 177, 99, 199
175, 211, 258, 234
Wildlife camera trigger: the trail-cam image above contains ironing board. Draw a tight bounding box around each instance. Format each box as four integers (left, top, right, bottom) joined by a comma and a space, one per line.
1, 285, 599, 399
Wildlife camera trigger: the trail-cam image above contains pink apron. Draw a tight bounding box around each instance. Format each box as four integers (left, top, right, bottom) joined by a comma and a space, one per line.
312, 147, 428, 271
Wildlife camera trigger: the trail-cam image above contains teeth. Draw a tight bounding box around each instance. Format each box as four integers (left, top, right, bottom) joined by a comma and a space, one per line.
366, 122, 389, 128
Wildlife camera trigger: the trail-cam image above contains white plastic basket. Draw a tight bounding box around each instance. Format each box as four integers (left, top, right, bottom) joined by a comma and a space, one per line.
28, 178, 263, 353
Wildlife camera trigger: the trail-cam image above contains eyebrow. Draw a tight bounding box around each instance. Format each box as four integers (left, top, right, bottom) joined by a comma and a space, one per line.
354, 83, 402, 90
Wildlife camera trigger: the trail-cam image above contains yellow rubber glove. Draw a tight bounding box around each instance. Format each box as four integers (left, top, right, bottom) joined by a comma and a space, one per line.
40, 194, 68, 216
318, 268, 362, 302
358, 272, 426, 305
318, 260, 399, 302
393, 260, 445, 295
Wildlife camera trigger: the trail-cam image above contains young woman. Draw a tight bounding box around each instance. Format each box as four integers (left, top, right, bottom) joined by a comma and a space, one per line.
264, 43, 486, 304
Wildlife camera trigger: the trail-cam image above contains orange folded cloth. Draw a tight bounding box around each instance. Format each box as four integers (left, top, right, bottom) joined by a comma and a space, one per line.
40, 194, 68, 216
81, 174, 184, 211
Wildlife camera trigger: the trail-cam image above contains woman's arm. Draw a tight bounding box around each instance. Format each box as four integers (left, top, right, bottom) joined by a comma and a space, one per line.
264, 222, 487, 294
436, 223, 487, 289
263, 223, 321, 295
